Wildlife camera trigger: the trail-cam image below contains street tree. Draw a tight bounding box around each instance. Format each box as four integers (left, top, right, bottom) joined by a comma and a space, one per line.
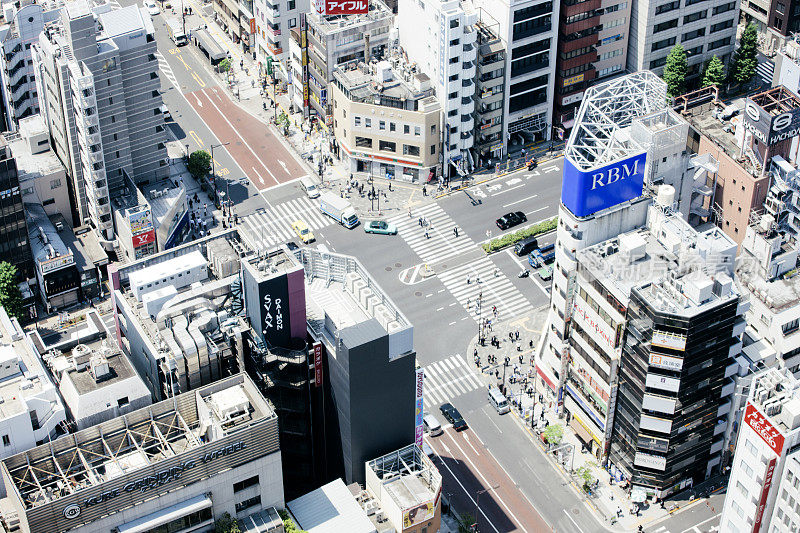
218, 58, 232, 74
663, 44, 688, 98
187, 150, 212, 179
543, 423, 564, 446
702, 55, 725, 88
0, 262, 23, 320
728, 22, 759, 85
575, 463, 599, 493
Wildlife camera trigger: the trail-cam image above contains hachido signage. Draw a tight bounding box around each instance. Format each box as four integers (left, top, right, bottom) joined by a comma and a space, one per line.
745, 403, 785, 456
66, 441, 247, 517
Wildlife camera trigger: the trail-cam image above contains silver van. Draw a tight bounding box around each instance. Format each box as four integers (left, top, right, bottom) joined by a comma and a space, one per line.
300, 175, 320, 199
423, 414, 443, 436
488, 387, 510, 414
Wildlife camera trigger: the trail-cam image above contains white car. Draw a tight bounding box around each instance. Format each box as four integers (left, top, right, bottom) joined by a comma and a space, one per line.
144, 0, 160, 16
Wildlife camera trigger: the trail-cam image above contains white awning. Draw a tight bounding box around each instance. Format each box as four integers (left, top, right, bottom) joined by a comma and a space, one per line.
118, 494, 213, 533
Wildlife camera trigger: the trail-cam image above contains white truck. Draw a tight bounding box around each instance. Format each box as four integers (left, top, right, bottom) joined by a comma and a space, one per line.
167, 18, 187, 46
319, 192, 359, 228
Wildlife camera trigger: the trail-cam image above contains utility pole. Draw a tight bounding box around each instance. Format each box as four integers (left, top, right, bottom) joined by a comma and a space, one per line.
210, 142, 230, 209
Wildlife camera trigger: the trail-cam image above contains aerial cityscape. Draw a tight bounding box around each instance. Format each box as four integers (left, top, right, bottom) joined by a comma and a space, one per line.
0, 0, 794, 530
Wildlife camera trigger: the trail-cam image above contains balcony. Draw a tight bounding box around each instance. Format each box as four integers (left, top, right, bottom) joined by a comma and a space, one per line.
266, 23, 281, 36
461, 113, 473, 123
461, 78, 474, 88
267, 41, 283, 55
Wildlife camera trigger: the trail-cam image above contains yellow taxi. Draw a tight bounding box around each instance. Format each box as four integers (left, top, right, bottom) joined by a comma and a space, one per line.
291, 219, 315, 244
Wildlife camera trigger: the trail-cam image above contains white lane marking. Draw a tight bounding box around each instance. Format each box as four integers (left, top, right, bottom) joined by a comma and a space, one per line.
503, 194, 539, 208
563, 509, 586, 533
491, 183, 525, 196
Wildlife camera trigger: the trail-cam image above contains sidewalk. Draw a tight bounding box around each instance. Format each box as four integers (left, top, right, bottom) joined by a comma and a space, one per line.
463, 306, 725, 532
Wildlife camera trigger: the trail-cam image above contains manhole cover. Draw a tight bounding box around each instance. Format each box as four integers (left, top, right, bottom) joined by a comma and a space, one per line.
385, 266, 392, 272
572, 509, 580, 515
415, 291, 423, 297
395, 262, 402, 268
441, 264, 447, 269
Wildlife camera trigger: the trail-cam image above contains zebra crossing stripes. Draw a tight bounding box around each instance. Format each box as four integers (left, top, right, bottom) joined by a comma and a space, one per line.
423, 355, 484, 407
755, 58, 774, 87
156, 51, 178, 87
386, 203, 475, 263
438, 257, 532, 321
239, 196, 333, 248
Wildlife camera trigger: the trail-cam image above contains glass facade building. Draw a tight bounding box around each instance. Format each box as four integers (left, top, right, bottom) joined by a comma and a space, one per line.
0, 142, 32, 280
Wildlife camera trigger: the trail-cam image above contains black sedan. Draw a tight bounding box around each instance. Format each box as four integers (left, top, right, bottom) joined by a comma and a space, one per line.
439, 402, 468, 431
496, 211, 527, 230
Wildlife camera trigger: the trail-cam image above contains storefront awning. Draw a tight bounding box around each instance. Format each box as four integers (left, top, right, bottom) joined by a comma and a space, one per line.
569, 415, 594, 445
630, 486, 648, 503
118, 494, 213, 533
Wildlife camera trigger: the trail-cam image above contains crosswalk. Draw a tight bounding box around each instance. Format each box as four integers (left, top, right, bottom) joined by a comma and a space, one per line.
756, 57, 774, 87
239, 196, 334, 248
386, 204, 475, 264
423, 354, 484, 407
156, 51, 178, 87
438, 257, 532, 321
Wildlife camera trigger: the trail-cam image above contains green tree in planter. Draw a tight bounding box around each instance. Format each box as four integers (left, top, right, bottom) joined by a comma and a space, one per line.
214, 513, 240, 533
663, 44, 688, 98
543, 423, 564, 446
218, 58, 232, 74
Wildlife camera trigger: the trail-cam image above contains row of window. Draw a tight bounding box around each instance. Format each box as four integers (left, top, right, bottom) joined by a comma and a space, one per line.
352, 116, 431, 137
352, 137, 430, 157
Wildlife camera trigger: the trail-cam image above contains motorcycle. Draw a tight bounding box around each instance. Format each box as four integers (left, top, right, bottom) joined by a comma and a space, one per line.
518, 269, 530, 278
527, 158, 538, 170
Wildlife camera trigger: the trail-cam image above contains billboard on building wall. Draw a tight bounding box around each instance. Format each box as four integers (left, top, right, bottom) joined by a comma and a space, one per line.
128, 208, 154, 235
753, 457, 777, 533
744, 402, 785, 456
323, 0, 368, 14
403, 500, 435, 528
744, 98, 800, 146
561, 152, 647, 218
313, 342, 323, 387
257, 274, 291, 348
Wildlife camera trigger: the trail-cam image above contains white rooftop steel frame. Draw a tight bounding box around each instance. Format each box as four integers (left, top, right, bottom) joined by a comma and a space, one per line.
565, 71, 668, 169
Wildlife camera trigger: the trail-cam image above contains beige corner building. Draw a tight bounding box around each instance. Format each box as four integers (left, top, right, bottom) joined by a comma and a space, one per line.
331, 62, 441, 183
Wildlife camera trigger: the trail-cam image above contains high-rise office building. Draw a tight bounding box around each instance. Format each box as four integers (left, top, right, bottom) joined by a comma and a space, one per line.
0, 135, 33, 280
32, 0, 168, 240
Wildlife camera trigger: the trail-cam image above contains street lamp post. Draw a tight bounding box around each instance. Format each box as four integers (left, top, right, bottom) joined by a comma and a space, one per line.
474, 485, 499, 532
210, 142, 230, 209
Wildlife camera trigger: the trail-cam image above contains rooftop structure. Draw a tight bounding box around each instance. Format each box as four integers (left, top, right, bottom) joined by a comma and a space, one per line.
0, 306, 66, 462
566, 70, 668, 170
29, 309, 150, 430
0, 373, 283, 533
332, 61, 436, 110
287, 479, 377, 533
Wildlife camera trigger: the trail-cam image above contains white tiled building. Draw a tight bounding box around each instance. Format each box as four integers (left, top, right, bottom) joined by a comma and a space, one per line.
721, 368, 800, 533
398, 0, 477, 178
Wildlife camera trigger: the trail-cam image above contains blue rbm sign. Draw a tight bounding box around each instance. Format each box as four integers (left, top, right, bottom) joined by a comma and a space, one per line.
561, 152, 647, 218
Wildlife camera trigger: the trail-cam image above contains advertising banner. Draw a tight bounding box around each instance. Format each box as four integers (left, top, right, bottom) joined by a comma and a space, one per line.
403, 500, 435, 528
561, 152, 647, 218
648, 353, 684, 371
313, 342, 323, 387
571, 299, 619, 352
651, 330, 686, 351
257, 275, 291, 348
753, 457, 777, 533
323, 0, 368, 14
744, 99, 800, 146
128, 208, 154, 235
415, 368, 424, 447
745, 402, 785, 456
132, 229, 156, 248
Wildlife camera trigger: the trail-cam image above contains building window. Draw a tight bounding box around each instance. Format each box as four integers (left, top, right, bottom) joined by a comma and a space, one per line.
29, 411, 39, 431
652, 37, 676, 52
50, 178, 61, 189
234, 475, 259, 492
710, 19, 734, 32
379, 120, 386, 130
403, 144, 420, 156
745, 438, 758, 456
390, 122, 396, 132
450, 19, 459, 28
682, 28, 706, 41
355, 136, 372, 148
653, 19, 678, 32
2, 435, 9, 446
683, 10, 707, 23
431, 125, 436, 134
354, 116, 361, 126
288, 0, 295, 7
414, 126, 421, 136
117, 397, 129, 407
404, 125, 410, 134
448, 109, 458, 117
449, 91, 458, 99
450, 38, 460, 45
449, 74, 458, 81
430, 145, 436, 155
712, 1, 735, 14
655, 0, 679, 14
709, 37, 731, 50
365, 118, 371, 128
235, 496, 261, 513
379, 140, 396, 152
449, 57, 459, 64
740, 459, 754, 477
289, 18, 296, 27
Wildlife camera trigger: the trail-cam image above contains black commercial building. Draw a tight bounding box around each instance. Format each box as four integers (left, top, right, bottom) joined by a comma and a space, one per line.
0, 137, 33, 280
609, 276, 742, 497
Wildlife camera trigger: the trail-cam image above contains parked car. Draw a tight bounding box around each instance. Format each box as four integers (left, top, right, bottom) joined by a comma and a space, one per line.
144, 0, 160, 15
495, 211, 527, 230
364, 220, 398, 235
439, 402, 468, 431
291, 219, 315, 244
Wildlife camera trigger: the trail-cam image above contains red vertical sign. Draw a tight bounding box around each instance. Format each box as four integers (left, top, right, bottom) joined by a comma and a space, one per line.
753, 457, 777, 533
313, 342, 323, 387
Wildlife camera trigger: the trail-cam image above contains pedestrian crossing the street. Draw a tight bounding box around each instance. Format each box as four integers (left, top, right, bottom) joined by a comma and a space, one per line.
386, 204, 475, 264
423, 355, 484, 407
239, 196, 334, 248
156, 51, 178, 87
438, 257, 532, 322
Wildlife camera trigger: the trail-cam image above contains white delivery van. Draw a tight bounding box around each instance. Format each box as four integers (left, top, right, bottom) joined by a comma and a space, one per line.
423, 414, 443, 436
488, 387, 510, 414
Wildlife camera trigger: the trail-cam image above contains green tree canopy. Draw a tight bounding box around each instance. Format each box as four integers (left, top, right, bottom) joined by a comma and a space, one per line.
575, 463, 599, 493
702, 55, 725, 88
728, 22, 759, 85
0, 262, 23, 321
663, 44, 688, 98
219, 58, 232, 73
187, 150, 212, 179
543, 423, 564, 445
215, 513, 240, 533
